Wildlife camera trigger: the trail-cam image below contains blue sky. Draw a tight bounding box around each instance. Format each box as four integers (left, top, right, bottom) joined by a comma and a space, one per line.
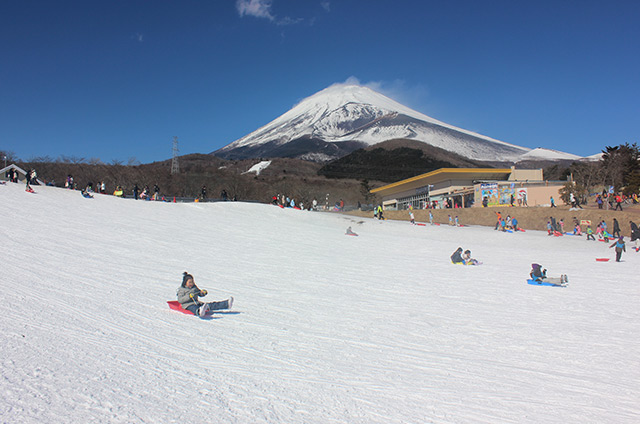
1, 0, 638, 164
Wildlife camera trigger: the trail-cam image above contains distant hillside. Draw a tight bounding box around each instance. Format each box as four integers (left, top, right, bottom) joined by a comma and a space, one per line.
14, 154, 379, 206
318, 139, 490, 182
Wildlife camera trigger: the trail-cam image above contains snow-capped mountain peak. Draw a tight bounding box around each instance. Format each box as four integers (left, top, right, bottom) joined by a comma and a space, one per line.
214, 84, 577, 163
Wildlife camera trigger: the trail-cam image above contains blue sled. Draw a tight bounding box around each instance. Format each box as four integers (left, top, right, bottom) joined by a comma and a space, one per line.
527, 279, 565, 287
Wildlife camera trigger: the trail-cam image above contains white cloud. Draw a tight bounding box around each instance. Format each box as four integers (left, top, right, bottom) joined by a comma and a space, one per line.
335, 76, 431, 112
321, 1, 330, 12
236, 0, 275, 21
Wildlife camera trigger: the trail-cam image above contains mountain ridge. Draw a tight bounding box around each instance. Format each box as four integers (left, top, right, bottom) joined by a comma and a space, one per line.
214, 84, 538, 162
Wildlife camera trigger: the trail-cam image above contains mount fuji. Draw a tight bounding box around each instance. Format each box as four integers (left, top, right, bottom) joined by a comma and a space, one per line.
214, 84, 541, 163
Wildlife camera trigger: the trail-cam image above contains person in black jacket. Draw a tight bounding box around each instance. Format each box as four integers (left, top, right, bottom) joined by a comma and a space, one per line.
451, 247, 464, 264
630, 221, 640, 251
612, 218, 621, 238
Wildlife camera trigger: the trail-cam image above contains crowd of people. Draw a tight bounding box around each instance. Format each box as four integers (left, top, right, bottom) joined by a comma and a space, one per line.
493, 211, 520, 232
271, 193, 320, 211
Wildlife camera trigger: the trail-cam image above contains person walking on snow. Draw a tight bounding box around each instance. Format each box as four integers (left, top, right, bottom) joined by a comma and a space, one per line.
177, 272, 234, 317
586, 225, 595, 240
609, 236, 626, 262
630, 221, 640, 251
494, 211, 502, 230
612, 218, 621, 238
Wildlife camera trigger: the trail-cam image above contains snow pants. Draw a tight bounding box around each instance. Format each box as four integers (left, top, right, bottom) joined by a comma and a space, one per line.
185, 299, 231, 315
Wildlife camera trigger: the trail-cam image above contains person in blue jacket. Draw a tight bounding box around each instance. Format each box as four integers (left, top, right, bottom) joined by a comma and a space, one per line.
609, 236, 626, 262
177, 272, 234, 317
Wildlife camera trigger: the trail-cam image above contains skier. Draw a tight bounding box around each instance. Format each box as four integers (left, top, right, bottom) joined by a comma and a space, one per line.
177, 272, 234, 317
429, 211, 433, 225
609, 237, 626, 262
409, 210, 415, 225
450, 247, 464, 264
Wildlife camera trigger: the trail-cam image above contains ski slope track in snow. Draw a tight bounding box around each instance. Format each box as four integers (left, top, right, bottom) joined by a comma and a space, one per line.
1, 183, 639, 423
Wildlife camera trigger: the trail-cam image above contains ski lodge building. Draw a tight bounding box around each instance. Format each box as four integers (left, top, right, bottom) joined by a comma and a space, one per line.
370, 167, 565, 210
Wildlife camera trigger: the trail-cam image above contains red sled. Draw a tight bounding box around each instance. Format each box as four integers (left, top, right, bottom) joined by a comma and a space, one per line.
167, 300, 214, 317
167, 301, 195, 315
595, 258, 610, 262
415, 223, 426, 226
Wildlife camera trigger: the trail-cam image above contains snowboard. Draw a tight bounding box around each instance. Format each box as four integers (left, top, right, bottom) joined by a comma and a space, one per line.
527, 278, 567, 287
25, 187, 35, 193
595, 258, 610, 262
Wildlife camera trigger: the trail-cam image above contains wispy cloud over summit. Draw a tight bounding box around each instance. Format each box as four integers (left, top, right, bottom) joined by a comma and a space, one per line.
236, 0, 275, 21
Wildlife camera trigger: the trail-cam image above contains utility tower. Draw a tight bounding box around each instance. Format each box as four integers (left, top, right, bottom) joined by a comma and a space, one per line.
171, 136, 179, 175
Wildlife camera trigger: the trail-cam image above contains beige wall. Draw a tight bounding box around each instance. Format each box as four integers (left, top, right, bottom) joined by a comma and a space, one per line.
525, 185, 564, 207
509, 168, 543, 181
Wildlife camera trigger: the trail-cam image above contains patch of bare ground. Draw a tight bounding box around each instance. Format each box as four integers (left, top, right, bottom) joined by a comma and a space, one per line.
346, 203, 640, 237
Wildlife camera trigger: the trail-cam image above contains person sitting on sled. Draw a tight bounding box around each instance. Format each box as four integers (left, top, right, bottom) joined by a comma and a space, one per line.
461, 250, 479, 265
530, 263, 568, 284
177, 272, 233, 317
451, 247, 464, 264
530, 263, 548, 281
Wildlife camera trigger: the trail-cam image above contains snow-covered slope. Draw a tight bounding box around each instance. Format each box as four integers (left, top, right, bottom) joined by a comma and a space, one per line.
516, 147, 583, 162
584, 152, 604, 161
1, 183, 639, 423
241, 160, 271, 175
215, 84, 535, 162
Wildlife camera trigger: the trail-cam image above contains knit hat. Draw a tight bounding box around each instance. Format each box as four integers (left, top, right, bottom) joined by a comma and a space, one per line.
182, 272, 194, 287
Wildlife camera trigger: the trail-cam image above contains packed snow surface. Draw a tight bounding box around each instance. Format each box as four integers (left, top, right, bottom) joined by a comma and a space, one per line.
242, 160, 271, 176
516, 147, 583, 161
1, 183, 639, 423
